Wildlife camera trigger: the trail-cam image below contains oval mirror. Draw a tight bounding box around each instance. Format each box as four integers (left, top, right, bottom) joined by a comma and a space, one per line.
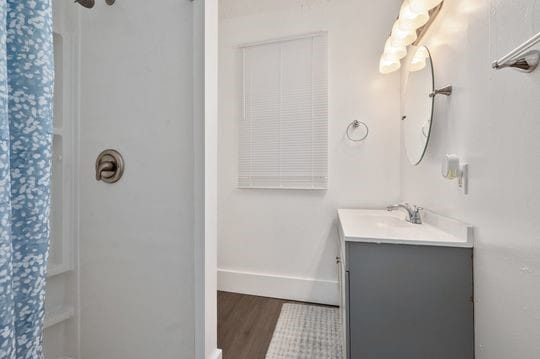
403, 45, 434, 165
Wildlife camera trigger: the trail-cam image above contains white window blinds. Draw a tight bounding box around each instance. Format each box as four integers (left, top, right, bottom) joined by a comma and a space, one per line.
239, 33, 328, 190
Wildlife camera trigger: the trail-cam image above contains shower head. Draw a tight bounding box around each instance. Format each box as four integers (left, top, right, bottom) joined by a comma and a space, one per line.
75, 0, 95, 8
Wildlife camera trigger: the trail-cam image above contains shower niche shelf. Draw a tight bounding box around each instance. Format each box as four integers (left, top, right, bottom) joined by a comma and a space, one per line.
47, 32, 75, 278
43, 28, 78, 359
48, 31, 72, 274
47, 263, 73, 278
44, 307, 75, 329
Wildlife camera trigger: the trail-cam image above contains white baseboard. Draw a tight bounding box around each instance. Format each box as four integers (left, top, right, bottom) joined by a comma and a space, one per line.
218, 269, 339, 305
208, 349, 222, 359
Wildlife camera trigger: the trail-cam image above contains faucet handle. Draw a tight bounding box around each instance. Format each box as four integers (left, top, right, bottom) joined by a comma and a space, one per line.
412, 206, 423, 224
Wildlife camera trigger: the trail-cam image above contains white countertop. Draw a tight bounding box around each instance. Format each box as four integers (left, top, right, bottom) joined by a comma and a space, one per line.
338, 209, 473, 248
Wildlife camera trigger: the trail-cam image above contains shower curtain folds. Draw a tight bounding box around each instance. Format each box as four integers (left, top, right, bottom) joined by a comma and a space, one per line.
0, 0, 54, 358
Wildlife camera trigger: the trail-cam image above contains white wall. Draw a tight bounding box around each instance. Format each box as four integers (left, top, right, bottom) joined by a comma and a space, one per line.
400, 0, 540, 358
78, 1, 196, 358
218, 0, 402, 304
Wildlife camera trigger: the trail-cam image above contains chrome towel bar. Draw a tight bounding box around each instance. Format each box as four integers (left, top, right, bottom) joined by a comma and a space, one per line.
492, 31, 540, 72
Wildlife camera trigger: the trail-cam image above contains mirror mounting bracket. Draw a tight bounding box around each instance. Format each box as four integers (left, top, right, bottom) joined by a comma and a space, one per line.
429, 85, 453, 98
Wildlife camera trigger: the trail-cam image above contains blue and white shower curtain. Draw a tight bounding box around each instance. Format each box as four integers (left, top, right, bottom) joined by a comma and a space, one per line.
0, 0, 54, 358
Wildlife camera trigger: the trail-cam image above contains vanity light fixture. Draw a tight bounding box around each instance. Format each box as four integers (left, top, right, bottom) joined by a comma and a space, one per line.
384, 39, 407, 60
379, 53, 402, 74
398, 2, 429, 31
390, 21, 418, 47
379, 0, 444, 74
410, 0, 443, 13
408, 46, 429, 71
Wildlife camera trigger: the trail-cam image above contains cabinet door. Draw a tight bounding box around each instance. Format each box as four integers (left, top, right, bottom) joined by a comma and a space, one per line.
347, 243, 474, 359
345, 269, 351, 359
337, 235, 348, 357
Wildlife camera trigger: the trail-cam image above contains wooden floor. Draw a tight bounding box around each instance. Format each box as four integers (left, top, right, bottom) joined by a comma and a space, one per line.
217, 291, 292, 359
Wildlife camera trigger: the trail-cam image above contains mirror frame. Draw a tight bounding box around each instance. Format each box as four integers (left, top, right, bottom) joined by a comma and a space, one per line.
404, 45, 435, 166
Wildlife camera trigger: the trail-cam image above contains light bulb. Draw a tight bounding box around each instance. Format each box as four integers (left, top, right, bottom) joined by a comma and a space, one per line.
379, 53, 401, 74
409, 57, 426, 72
390, 21, 417, 47
408, 46, 429, 72
398, 2, 429, 31
409, 0, 443, 13
384, 38, 407, 59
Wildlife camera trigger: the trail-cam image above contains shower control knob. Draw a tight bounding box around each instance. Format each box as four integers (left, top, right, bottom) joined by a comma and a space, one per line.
95, 149, 124, 183
75, 0, 115, 8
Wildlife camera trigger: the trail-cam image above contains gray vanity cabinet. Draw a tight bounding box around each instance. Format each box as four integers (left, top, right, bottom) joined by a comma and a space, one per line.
344, 242, 474, 359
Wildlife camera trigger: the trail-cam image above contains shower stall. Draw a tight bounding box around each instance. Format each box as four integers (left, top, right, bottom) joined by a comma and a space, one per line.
43, 0, 217, 358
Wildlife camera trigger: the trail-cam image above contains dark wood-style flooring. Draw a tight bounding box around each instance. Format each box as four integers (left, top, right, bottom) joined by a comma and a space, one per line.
217, 291, 293, 359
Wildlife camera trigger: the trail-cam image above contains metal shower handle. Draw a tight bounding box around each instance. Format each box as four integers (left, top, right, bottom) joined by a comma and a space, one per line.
96, 149, 124, 183
96, 161, 115, 181
75, 0, 115, 8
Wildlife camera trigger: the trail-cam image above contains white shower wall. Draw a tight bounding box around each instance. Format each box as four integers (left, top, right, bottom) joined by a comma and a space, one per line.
47, 1, 212, 358
76, 0, 200, 358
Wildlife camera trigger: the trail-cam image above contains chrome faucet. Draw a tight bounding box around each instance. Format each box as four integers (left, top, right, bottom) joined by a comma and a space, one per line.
386, 203, 423, 224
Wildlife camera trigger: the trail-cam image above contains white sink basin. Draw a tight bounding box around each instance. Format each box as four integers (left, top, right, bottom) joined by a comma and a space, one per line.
338, 209, 473, 248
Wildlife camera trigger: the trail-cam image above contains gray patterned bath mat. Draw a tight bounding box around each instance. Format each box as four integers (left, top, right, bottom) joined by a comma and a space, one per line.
266, 303, 344, 359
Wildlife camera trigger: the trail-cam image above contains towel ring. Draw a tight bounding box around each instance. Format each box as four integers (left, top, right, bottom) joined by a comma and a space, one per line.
346, 120, 369, 142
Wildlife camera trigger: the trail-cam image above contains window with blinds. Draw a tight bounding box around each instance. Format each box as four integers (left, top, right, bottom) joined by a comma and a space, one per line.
239, 33, 328, 189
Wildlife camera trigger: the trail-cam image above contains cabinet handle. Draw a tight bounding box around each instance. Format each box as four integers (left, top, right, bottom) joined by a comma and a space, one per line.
336, 256, 341, 264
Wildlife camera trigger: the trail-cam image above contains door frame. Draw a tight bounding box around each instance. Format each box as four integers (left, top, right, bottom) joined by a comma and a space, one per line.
195, 0, 220, 358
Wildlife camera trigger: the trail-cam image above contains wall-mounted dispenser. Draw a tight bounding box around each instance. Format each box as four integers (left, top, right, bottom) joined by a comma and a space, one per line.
442, 154, 468, 194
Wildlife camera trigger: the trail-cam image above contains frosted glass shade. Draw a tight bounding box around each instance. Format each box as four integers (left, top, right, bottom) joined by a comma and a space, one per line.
384, 38, 407, 59
379, 53, 401, 74
409, 0, 443, 13
390, 21, 417, 47
398, 3, 429, 31
409, 46, 429, 71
